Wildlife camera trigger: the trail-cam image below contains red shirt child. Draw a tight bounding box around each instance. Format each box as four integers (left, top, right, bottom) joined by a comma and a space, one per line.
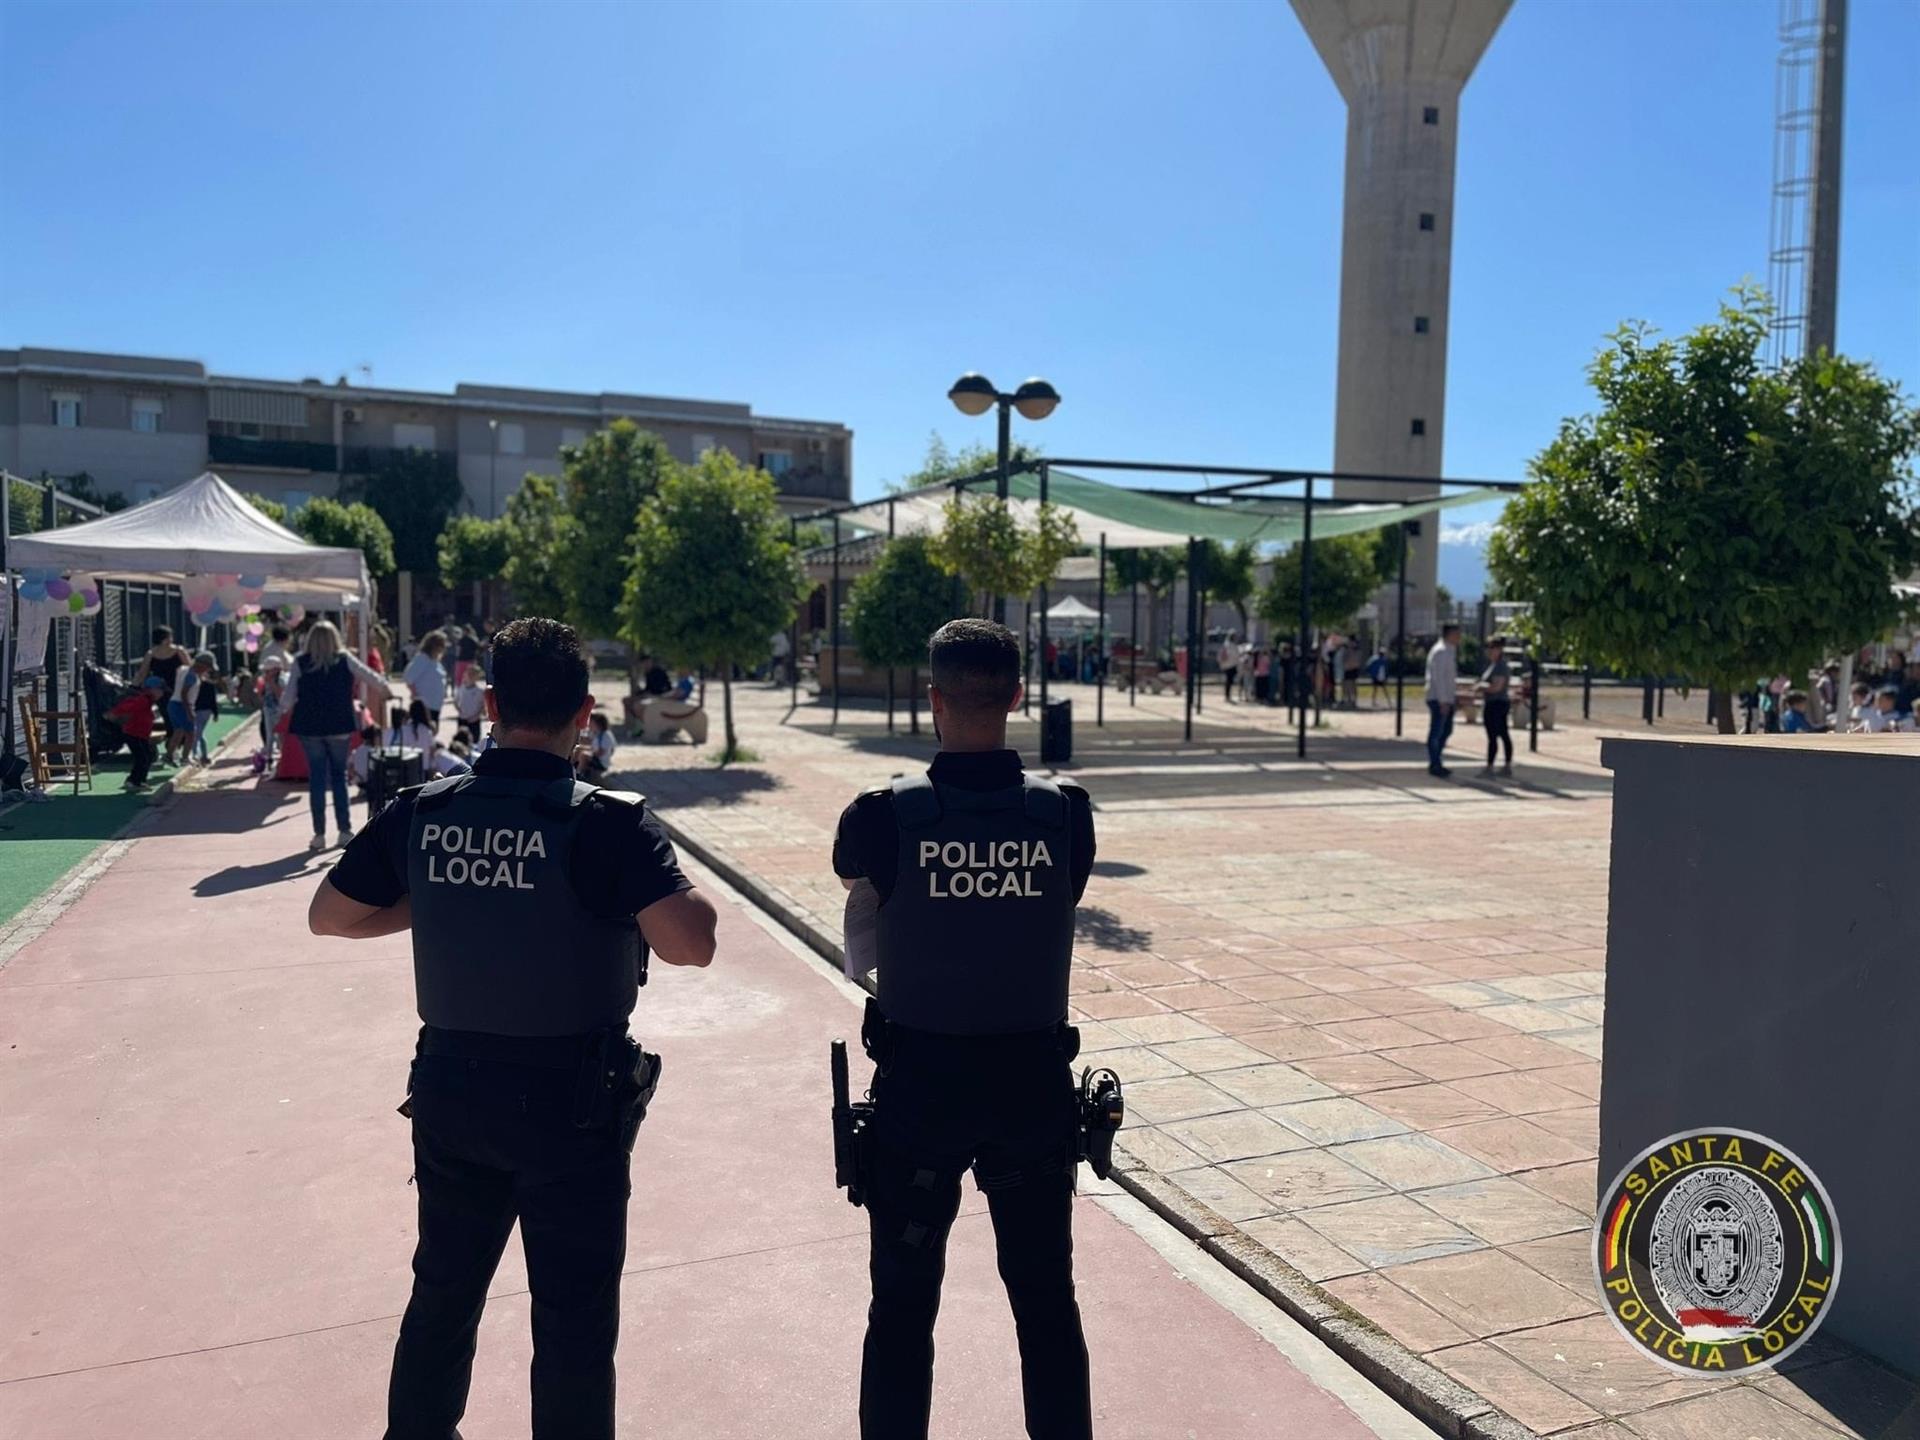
107, 680, 165, 739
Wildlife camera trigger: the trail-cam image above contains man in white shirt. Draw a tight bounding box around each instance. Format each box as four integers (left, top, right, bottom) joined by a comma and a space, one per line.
1217, 635, 1242, 704
1424, 623, 1461, 778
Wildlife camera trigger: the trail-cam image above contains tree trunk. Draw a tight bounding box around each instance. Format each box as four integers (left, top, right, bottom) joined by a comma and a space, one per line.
909, 665, 920, 735
722, 673, 737, 758
1710, 685, 1737, 734
626, 642, 641, 706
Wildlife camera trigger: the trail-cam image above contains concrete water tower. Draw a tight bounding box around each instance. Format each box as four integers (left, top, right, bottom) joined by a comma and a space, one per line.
1291, 0, 1512, 631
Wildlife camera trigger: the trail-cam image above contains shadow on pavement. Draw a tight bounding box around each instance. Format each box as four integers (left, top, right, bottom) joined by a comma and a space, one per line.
1090, 861, 1147, 878
193, 851, 332, 898
1076, 906, 1153, 953
617, 766, 784, 808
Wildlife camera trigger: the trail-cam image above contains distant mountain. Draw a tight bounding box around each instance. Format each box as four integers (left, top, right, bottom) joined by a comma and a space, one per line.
1438, 518, 1494, 600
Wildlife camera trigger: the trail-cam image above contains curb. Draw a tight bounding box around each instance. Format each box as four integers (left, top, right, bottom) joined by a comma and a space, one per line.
641, 798, 1531, 1440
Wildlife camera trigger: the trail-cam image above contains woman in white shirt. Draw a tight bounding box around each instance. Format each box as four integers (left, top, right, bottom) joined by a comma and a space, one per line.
402, 632, 450, 733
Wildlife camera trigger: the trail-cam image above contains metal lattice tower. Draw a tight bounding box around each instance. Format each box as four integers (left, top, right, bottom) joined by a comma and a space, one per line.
1767, 0, 1847, 365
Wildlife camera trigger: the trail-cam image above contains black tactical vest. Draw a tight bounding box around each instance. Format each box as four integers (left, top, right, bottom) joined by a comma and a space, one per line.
873, 770, 1076, 1035
406, 772, 645, 1036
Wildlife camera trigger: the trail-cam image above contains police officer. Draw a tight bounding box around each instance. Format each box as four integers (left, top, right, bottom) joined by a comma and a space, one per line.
834, 618, 1098, 1440
307, 617, 718, 1440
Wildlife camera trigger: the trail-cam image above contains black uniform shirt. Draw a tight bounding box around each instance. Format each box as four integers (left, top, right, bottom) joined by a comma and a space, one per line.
328, 747, 691, 919
832, 749, 1096, 907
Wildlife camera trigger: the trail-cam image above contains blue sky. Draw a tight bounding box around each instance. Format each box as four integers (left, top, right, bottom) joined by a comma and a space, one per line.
5, 0, 1916, 587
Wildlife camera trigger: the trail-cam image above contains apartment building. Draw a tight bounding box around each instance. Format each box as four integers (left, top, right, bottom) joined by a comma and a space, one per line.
0, 347, 853, 518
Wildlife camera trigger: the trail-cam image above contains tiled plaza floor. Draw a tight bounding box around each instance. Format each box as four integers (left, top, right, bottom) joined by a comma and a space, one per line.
596, 676, 1916, 1440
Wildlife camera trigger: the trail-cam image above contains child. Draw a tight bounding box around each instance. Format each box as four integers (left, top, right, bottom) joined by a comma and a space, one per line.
190, 650, 220, 764
432, 736, 473, 777
257, 655, 286, 772
347, 724, 383, 796
166, 655, 202, 767
1847, 681, 1874, 730
575, 712, 616, 780
452, 663, 487, 744
107, 677, 168, 791
387, 699, 440, 766
1781, 690, 1813, 733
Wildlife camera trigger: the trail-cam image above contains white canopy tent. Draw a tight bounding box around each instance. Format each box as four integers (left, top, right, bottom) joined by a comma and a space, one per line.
5, 473, 373, 767
10, 471, 371, 607
1045, 595, 1103, 623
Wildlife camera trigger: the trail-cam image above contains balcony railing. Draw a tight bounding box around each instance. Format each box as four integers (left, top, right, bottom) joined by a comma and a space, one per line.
207, 435, 340, 471
341, 444, 459, 475
772, 462, 849, 501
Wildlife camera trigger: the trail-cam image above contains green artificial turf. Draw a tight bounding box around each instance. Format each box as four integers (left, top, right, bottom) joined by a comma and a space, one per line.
0, 711, 252, 928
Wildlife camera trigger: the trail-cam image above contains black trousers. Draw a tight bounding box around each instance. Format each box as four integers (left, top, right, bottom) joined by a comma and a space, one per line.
386, 1046, 634, 1440
125, 736, 153, 786
860, 1027, 1091, 1440
1484, 698, 1513, 766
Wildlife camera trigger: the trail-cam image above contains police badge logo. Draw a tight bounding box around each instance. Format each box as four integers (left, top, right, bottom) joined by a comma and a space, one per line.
1593, 1127, 1840, 1375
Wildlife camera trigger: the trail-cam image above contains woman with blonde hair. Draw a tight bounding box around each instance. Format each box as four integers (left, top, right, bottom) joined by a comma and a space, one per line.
279, 620, 389, 851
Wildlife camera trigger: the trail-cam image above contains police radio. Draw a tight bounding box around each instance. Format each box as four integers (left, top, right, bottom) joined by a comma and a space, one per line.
1077, 1066, 1125, 1181
830, 1040, 875, 1207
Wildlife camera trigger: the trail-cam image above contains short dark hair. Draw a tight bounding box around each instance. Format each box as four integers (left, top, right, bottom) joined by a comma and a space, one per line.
489, 617, 589, 731
1441, 622, 1462, 638
272, 625, 289, 641
152, 626, 172, 644
929, 618, 1021, 717
1786, 690, 1807, 705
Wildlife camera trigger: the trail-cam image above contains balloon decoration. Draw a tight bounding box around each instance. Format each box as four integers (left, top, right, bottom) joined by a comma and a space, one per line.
286, 604, 306, 626
17, 566, 101, 614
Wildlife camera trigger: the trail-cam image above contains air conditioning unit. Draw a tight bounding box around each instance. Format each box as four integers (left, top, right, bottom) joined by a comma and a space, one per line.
343, 406, 365, 423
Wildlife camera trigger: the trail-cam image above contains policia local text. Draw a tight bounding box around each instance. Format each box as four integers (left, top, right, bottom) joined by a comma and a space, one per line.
916, 838, 1056, 898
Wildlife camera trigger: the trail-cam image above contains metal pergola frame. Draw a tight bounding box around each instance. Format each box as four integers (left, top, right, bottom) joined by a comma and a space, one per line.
790, 456, 1528, 760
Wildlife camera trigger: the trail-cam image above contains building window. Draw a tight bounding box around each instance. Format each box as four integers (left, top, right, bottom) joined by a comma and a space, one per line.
1418, 212, 1435, 231
1423, 106, 1440, 125
496, 422, 525, 456
393, 422, 437, 451
51, 392, 83, 427
131, 397, 163, 433
560, 426, 588, 449
1414, 316, 1430, 334
1411, 418, 1427, 436
759, 449, 793, 478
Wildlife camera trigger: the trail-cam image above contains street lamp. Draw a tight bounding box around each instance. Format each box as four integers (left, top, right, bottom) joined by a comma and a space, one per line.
948, 372, 1061, 632
946, 373, 1062, 500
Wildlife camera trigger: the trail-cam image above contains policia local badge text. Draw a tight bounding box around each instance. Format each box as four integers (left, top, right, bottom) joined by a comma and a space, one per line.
418, 822, 547, 889
1592, 1127, 1840, 1376
917, 839, 1055, 898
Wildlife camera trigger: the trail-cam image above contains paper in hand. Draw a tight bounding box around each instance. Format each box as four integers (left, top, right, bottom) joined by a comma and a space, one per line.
843, 879, 880, 978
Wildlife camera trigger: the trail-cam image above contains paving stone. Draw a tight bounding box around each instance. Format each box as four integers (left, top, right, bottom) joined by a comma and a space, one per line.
1477, 1001, 1590, 1035
1532, 1060, 1602, 1102
1320, 1271, 1476, 1354
1078, 1045, 1186, 1081
1503, 1232, 1602, 1312
1162, 1110, 1315, 1164
1317, 1016, 1440, 1051
1236, 1025, 1357, 1062
1300, 1194, 1484, 1267
1415, 1177, 1590, 1245
1268, 992, 1378, 1025
1381, 1042, 1514, 1081
1400, 1007, 1524, 1041
1206, 1062, 1337, 1107
1756, 1354, 1920, 1439
1386, 1248, 1597, 1336
1447, 1069, 1592, 1116
1519, 1159, 1599, 1211
1221, 973, 1323, 1003
1335, 1132, 1497, 1190
1366, 1083, 1505, 1131
1267, 1096, 1408, 1146
1104, 1011, 1218, 1044
1123, 1074, 1241, 1124
1148, 1036, 1276, 1074
1185, 1003, 1297, 1035
1434, 1116, 1595, 1173
1225, 1149, 1390, 1212
1428, 1340, 1602, 1434
1464, 1032, 1598, 1070
1625, 1383, 1844, 1439
1238, 1216, 1369, 1283
1291, 1051, 1429, 1093
1070, 989, 1172, 1021
1165, 1165, 1279, 1223
1114, 1125, 1205, 1174
1528, 1105, 1599, 1157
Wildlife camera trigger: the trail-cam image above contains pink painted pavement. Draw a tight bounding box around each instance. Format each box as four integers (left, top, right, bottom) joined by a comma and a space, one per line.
0, 746, 1425, 1438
